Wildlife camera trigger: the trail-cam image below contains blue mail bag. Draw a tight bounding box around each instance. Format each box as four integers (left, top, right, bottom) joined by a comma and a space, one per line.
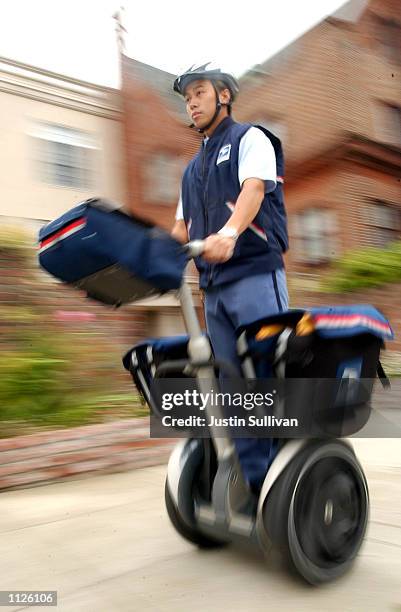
38, 198, 187, 306
236, 305, 393, 436
123, 336, 190, 419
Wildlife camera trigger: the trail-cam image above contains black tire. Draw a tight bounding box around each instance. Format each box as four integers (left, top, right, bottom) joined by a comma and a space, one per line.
262, 440, 369, 585
165, 479, 227, 549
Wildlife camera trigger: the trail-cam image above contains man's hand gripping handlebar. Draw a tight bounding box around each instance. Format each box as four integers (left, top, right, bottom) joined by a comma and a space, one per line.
184, 237, 235, 263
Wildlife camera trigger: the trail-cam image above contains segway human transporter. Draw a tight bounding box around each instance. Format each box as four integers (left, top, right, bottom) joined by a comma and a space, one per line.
38, 198, 393, 585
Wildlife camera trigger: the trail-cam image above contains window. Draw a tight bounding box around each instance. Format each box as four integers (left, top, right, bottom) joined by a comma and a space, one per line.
373, 102, 401, 147
374, 16, 401, 65
366, 201, 401, 248
144, 153, 183, 204
292, 208, 338, 264
30, 123, 96, 189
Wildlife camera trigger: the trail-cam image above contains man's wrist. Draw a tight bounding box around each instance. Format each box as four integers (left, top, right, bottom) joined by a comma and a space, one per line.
218, 226, 239, 241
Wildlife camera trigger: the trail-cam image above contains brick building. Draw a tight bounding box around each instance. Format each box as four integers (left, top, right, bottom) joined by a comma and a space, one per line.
236, 0, 401, 272
120, 55, 199, 230
120, 0, 401, 343
120, 56, 202, 333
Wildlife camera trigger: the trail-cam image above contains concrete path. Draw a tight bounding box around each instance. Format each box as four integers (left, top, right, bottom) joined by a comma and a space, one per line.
0, 439, 400, 611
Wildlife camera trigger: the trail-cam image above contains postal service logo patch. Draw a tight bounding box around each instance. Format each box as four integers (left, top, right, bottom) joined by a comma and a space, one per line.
216, 144, 231, 165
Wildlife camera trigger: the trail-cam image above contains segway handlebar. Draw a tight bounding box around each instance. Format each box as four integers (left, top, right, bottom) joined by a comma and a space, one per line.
183, 240, 205, 258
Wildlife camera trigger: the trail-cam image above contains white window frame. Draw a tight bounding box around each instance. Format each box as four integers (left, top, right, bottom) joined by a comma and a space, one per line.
292, 208, 338, 264
29, 122, 97, 190
366, 201, 401, 248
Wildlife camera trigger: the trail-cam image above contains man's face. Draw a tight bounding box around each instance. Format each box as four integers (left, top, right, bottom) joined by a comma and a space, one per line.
184, 79, 229, 130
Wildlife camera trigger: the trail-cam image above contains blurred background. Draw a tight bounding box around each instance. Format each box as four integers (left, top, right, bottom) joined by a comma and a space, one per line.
0, 0, 400, 438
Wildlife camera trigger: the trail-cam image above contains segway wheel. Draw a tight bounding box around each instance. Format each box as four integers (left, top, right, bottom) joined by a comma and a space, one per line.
263, 441, 369, 584
165, 479, 227, 549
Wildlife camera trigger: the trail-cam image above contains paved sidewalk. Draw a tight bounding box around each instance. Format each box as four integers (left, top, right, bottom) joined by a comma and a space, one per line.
0, 439, 399, 611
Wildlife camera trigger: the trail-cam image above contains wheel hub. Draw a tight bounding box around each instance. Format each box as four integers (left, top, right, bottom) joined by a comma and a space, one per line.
294, 456, 367, 567
324, 499, 333, 525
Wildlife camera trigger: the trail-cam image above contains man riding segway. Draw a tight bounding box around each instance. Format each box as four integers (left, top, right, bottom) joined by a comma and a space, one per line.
171, 62, 289, 491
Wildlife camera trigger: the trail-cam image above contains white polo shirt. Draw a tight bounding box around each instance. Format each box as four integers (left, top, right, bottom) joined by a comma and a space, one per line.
175, 126, 277, 220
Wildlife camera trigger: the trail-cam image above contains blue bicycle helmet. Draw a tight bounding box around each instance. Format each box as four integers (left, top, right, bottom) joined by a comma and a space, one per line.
173, 62, 239, 132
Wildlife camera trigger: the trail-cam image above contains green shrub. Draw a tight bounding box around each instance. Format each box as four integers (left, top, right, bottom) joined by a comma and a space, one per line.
0, 330, 88, 426
0, 226, 142, 433
0, 329, 146, 430
322, 241, 401, 293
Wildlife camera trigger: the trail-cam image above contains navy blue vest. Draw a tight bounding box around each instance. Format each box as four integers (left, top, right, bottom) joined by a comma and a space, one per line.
181, 116, 289, 289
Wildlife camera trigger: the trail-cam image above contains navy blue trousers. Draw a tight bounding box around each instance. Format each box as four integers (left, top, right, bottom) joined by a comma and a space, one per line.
204, 270, 289, 489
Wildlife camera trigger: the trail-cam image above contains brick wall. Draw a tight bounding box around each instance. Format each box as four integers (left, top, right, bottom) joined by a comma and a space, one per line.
0, 418, 175, 490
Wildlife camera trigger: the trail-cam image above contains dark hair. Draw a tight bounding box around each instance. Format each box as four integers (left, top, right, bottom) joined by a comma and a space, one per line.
215, 79, 231, 98
214, 79, 233, 114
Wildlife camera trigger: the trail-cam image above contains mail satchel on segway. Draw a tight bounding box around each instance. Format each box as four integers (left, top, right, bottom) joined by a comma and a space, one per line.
38, 198, 393, 585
